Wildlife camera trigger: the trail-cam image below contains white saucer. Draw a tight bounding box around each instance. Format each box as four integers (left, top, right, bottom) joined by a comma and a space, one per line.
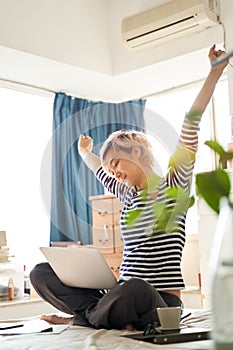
156, 325, 187, 331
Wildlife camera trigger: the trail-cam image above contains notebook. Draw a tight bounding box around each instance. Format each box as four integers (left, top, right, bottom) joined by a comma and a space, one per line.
122, 327, 211, 344
40, 246, 118, 289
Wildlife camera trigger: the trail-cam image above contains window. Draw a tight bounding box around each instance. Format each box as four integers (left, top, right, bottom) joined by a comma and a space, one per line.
212, 79, 231, 148
0, 76, 230, 271
145, 77, 230, 234
0, 86, 54, 272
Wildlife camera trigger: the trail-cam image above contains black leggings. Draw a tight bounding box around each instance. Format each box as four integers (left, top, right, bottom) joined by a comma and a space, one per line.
30, 262, 182, 330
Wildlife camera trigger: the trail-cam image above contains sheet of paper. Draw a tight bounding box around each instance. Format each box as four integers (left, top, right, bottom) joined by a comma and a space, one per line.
0, 320, 53, 335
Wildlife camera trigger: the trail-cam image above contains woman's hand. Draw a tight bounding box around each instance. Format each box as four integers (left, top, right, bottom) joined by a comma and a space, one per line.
77, 135, 101, 171
209, 44, 228, 73
78, 135, 93, 156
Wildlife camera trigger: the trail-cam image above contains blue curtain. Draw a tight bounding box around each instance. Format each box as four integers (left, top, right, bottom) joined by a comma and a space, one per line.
50, 93, 146, 244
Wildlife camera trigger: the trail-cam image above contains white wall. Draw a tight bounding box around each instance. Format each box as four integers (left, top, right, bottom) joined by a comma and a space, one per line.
181, 234, 200, 287
0, 0, 229, 101
0, 0, 112, 74
221, 0, 233, 115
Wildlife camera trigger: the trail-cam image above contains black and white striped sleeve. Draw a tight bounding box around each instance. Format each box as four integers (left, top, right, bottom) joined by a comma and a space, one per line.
95, 167, 134, 202
167, 112, 202, 190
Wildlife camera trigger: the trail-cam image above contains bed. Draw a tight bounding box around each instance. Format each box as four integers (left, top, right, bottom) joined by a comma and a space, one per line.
0, 310, 214, 350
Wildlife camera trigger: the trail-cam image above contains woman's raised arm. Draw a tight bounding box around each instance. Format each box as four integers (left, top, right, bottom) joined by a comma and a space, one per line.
189, 44, 228, 114
77, 135, 101, 173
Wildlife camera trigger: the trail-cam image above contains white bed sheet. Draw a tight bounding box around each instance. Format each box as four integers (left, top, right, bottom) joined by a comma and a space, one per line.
0, 310, 214, 350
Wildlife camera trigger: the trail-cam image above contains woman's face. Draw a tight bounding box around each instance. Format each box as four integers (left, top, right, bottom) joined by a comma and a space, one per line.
103, 148, 145, 188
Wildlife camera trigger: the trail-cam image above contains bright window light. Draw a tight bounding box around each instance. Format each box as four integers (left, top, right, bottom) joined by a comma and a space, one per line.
0, 77, 230, 270
0, 87, 54, 272
145, 78, 230, 235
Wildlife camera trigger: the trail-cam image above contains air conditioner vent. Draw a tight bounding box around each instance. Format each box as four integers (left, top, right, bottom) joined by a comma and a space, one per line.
128, 16, 195, 42
122, 0, 220, 49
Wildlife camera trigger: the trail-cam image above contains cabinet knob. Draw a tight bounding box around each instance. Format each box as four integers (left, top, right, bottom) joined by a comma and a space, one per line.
98, 211, 108, 216
98, 211, 115, 216
110, 266, 120, 272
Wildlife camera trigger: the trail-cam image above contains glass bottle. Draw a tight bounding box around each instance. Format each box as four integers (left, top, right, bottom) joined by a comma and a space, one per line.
210, 197, 233, 350
0, 260, 24, 300
24, 265, 31, 295
8, 277, 14, 300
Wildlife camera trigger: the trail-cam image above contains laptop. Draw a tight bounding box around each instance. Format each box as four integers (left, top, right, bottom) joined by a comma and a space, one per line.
40, 246, 117, 289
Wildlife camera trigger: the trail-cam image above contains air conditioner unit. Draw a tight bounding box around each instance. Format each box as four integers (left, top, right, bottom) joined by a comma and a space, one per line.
121, 0, 220, 49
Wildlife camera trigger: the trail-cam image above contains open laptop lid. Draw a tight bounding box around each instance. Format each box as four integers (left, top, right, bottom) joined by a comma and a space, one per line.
40, 246, 117, 290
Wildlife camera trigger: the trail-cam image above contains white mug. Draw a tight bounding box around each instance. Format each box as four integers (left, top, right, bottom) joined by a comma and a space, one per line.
157, 306, 181, 329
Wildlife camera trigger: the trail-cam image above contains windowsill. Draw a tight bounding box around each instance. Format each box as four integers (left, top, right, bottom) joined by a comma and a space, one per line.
0, 294, 42, 308
0, 293, 59, 321
182, 286, 201, 294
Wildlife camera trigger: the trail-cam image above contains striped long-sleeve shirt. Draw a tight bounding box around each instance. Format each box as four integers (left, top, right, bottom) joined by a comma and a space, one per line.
95, 112, 201, 290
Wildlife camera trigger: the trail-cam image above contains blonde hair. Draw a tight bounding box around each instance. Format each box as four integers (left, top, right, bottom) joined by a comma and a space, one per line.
100, 130, 154, 166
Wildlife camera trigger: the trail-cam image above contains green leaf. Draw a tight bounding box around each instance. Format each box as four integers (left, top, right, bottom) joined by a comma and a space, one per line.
225, 151, 233, 159
188, 195, 195, 208
196, 169, 231, 213
126, 186, 194, 235
168, 148, 195, 169
152, 187, 193, 234
205, 140, 225, 157
221, 151, 233, 169
125, 209, 142, 226
204, 140, 233, 168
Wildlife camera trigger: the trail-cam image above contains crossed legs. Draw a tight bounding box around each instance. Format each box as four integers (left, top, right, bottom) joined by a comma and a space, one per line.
30, 263, 181, 330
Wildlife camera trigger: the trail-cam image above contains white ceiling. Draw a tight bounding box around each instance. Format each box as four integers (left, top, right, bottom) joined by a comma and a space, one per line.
0, 0, 224, 101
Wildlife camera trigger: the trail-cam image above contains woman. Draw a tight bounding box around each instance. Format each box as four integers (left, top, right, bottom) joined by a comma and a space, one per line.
30, 45, 228, 330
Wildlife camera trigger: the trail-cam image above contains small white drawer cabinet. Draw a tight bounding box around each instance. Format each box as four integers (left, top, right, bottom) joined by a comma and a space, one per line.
89, 195, 123, 278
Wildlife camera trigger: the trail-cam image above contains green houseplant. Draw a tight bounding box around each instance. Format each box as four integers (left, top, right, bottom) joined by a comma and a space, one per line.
126, 137, 233, 349
196, 140, 233, 350
196, 140, 233, 213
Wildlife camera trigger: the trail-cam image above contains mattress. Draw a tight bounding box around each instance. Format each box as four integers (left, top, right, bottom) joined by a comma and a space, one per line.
0, 310, 214, 350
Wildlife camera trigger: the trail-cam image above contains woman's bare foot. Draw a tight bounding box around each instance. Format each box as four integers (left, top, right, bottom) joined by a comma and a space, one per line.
41, 315, 137, 330
125, 324, 137, 331
40, 314, 74, 325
